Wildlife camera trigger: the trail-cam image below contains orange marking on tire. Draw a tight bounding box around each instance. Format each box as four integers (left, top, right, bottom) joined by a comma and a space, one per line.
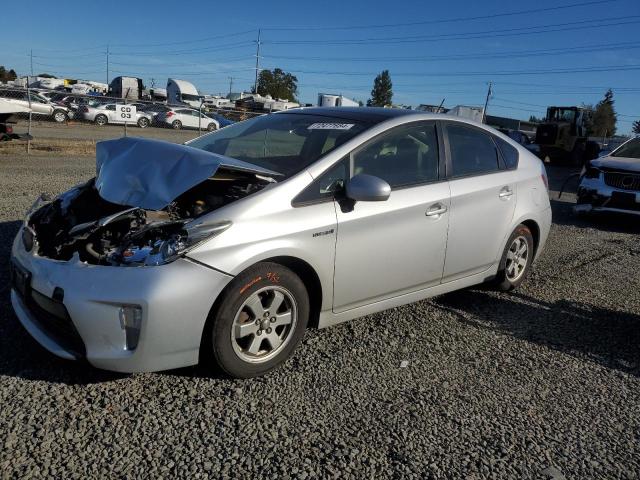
240, 276, 262, 294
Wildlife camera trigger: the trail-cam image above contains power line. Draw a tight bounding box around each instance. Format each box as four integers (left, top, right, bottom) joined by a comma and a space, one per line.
108, 41, 254, 57
261, 0, 617, 31
266, 63, 640, 77
266, 15, 640, 45
262, 41, 640, 63
109, 29, 255, 48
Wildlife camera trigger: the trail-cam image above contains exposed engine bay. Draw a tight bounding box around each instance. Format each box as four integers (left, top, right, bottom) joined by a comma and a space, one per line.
26, 169, 270, 266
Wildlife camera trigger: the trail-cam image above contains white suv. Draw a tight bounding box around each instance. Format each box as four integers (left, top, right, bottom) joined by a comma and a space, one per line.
157, 107, 219, 131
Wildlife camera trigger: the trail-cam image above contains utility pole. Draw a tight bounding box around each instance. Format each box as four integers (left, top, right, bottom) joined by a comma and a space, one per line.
482, 81, 493, 123
253, 29, 261, 94
228, 76, 233, 96
30, 49, 33, 77
106, 45, 110, 85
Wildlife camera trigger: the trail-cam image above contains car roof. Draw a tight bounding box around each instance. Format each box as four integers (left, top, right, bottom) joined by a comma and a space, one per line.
279, 106, 422, 123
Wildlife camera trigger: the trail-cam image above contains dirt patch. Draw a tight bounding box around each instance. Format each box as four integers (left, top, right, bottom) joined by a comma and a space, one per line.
0, 138, 95, 156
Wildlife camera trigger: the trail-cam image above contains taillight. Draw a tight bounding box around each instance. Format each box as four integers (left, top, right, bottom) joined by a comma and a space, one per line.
6, 126, 13, 135
166, 111, 174, 117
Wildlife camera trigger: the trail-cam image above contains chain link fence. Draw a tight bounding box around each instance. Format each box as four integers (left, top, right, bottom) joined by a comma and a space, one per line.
0, 85, 267, 156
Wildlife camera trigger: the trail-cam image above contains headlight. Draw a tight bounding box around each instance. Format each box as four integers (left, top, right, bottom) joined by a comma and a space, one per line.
583, 167, 601, 179
136, 220, 232, 266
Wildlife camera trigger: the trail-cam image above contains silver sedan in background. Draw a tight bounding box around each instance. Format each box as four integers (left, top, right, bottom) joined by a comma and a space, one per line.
10, 108, 551, 378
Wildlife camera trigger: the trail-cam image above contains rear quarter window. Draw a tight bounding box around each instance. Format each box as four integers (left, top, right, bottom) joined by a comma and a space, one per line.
495, 137, 519, 170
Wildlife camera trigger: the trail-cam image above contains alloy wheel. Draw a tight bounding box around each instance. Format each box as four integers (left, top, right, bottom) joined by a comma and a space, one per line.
231, 286, 297, 364
505, 235, 529, 281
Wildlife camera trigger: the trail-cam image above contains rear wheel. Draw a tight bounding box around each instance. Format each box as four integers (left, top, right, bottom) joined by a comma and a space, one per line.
204, 262, 309, 378
95, 114, 108, 126
137, 117, 150, 128
492, 225, 534, 291
206, 122, 217, 132
171, 120, 182, 129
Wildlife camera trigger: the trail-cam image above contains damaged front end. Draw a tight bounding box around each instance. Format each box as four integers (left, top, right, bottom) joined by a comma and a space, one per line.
23, 137, 279, 266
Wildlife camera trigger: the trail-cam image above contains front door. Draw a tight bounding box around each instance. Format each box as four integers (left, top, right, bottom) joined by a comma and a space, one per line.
333, 122, 450, 313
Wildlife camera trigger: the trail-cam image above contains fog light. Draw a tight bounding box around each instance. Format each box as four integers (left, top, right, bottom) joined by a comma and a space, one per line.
119, 305, 143, 351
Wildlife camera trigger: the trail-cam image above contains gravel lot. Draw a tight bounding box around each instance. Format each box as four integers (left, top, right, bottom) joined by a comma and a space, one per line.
11, 119, 201, 143
0, 152, 639, 479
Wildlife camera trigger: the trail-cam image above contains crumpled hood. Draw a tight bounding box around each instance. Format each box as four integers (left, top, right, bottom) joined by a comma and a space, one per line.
95, 137, 280, 210
591, 155, 640, 173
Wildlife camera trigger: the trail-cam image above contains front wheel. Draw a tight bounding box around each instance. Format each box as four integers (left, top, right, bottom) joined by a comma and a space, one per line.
137, 117, 150, 128
206, 122, 217, 132
492, 225, 534, 291
95, 114, 108, 126
53, 109, 68, 123
205, 262, 309, 378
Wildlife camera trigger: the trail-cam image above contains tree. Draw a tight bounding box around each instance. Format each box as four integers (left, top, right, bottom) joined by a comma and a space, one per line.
528, 115, 543, 123
367, 70, 393, 107
254, 68, 298, 101
633, 120, 640, 135
591, 89, 617, 137
0, 66, 18, 82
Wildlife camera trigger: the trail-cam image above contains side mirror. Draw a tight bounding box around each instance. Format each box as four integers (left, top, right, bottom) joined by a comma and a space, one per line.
345, 173, 391, 202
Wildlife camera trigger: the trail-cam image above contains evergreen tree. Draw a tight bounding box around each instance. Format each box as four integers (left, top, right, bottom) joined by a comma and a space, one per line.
632, 120, 640, 135
367, 70, 393, 107
591, 89, 617, 136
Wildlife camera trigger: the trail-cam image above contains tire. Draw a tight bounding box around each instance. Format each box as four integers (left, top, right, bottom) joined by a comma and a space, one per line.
204, 262, 309, 378
171, 120, 182, 129
137, 117, 150, 128
53, 109, 68, 123
206, 122, 217, 132
492, 225, 535, 291
95, 114, 108, 126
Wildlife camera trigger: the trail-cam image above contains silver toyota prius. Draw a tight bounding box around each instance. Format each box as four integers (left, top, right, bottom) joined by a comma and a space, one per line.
10, 108, 551, 378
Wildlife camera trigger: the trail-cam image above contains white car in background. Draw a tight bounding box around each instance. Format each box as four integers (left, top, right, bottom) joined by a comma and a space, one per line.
77, 103, 153, 128
156, 107, 219, 131
0, 88, 70, 123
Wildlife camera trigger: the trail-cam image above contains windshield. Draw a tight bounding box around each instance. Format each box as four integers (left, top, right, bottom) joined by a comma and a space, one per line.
188, 113, 373, 178
547, 108, 577, 123
612, 138, 640, 159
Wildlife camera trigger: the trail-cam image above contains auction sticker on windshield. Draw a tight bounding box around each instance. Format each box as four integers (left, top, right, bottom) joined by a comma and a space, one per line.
307, 123, 354, 130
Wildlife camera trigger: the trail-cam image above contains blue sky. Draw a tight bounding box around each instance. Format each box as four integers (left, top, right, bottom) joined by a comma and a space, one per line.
1, 0, 639, 132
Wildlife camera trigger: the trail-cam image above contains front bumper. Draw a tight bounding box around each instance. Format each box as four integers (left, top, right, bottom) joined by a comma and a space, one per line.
576, 175, 640, 216
10, 227, 233, 373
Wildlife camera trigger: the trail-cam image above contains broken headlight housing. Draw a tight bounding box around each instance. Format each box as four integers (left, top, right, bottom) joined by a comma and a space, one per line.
119, 220, 232, 267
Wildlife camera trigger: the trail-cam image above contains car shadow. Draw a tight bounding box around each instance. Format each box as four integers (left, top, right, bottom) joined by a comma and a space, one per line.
0, 220, 127, 385
432, 288, 640, 377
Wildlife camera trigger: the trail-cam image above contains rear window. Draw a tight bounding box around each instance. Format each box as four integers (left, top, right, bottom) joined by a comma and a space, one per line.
188, 114, 373, 178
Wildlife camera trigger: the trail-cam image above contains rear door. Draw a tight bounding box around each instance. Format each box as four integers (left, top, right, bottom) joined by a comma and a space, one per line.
442, 122, 517, 281
332, 121, 450, 312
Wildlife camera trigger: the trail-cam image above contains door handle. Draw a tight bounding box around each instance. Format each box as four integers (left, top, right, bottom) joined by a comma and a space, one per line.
499, 187, 513, 199
426, 203, 448, 216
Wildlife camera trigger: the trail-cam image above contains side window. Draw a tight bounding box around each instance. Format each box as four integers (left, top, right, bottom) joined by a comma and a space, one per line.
293, 159, 348, 206
351, 123, 439, 188
495, 137, 519, 170
447, 124, 500, 177
105, 105, 116, 111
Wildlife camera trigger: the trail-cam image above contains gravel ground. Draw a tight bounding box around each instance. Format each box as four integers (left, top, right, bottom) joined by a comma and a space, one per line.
0, 154, 639, 479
